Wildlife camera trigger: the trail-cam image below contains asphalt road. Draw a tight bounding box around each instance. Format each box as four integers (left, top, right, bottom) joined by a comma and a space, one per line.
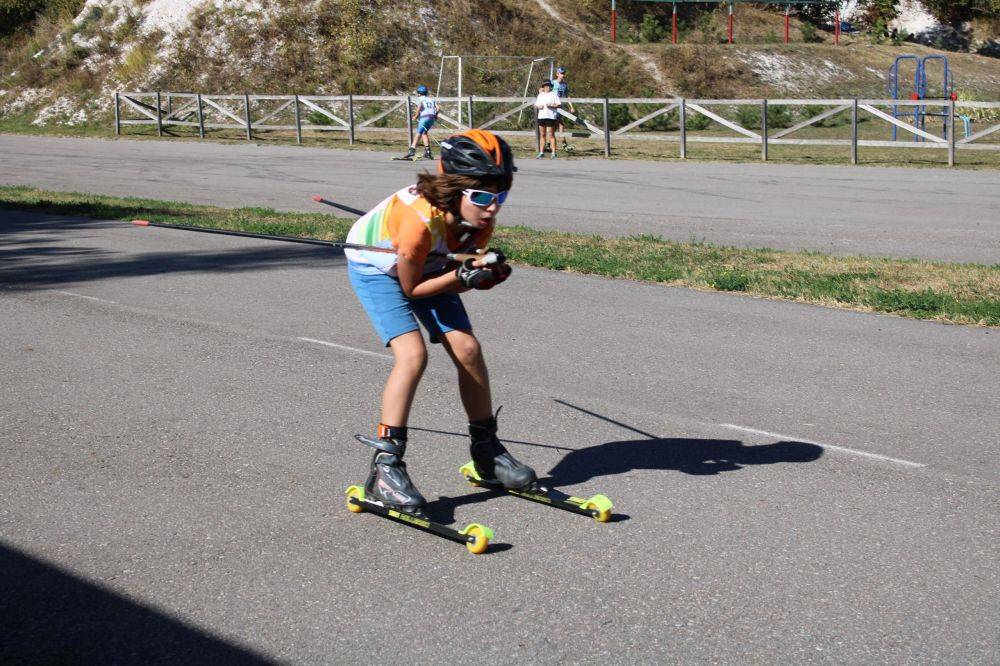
2, 210, 998, 663
1, 134, 999, 264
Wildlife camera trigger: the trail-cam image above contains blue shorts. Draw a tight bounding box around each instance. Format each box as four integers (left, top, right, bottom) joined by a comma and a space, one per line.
348, 263, 471, 346
416, 117, 436, 134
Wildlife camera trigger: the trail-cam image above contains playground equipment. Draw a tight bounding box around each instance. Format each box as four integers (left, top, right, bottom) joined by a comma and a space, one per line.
888, 54, 962, 141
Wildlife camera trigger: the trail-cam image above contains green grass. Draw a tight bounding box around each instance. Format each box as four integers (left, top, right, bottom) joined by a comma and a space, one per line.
2, 184, 998, 326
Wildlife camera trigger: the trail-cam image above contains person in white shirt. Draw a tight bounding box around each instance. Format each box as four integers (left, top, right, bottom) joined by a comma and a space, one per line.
534, 80, 560, 159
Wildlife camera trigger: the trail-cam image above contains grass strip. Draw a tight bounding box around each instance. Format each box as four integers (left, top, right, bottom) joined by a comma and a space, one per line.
2, 184, 998, 327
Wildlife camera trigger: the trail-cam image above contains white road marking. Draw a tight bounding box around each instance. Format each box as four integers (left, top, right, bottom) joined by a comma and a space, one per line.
719, 423, 927, 469
39, 291, 935, 471
297, 337, 392, 361
52, 290, 117, 304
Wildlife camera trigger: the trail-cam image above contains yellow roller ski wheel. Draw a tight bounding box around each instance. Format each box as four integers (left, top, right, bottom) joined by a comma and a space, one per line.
581, 494, 614, 523
461, 523, 493, 555
458, 461, 485, 487
345, 485, 366, 514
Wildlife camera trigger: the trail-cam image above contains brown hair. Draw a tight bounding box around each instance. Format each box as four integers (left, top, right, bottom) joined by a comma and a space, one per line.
416, 171, 513, 215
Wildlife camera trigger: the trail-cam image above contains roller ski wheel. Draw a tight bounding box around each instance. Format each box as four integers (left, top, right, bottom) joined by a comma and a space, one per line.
345, 485, 494, 554
459, 462, 614, 523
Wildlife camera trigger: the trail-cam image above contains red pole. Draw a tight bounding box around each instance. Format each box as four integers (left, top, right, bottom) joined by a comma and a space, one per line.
728, 2, 734, 44
835, 9, 841, 44
672, 3, 678, 44
784, 5, 790, 43
611, 0, 617, 42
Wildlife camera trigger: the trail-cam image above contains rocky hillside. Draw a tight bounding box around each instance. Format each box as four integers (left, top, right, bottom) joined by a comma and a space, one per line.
1, 0, 998, 129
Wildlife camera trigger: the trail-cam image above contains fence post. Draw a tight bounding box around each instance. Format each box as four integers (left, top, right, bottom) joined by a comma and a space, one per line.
156, 91, 163, 137
602, 97, 611, 158
468, 95, 474, 129
851, 98, 859, 165
761, 99, 768, 161
243, 94, 252, 141
114, 92, 120, 136
167, 93, 173, 117
679, 98, 687, 159
294, 95, 302, 145
948, 99, 956, 167
406, 95, 413, 147
348, 94, 355, 145
196, 93, 205, 139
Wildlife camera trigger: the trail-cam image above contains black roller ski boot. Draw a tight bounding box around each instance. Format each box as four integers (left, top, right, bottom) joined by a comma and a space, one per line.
346, 425, 495, 554
466, 412, 537, 491
423, 147, 433, 160
459, 411, 615, 523
358, 426, 427, 517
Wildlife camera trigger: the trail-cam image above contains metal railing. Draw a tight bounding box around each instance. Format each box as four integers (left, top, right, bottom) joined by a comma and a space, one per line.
114, 92, 1000, 167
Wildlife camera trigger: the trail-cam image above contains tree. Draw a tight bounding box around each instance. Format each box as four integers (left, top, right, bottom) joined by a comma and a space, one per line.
919, 0, 1000, 24
797, 2, 839, 24
855, 0, 899, 29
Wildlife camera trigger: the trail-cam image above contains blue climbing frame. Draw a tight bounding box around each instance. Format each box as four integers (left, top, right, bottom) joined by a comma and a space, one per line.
889, 54, 955, 142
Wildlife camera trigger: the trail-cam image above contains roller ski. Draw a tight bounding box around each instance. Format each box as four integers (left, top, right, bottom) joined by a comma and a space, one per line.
458, 413, 614, 523
392, 148, 419, 161
345, 428, 493, 554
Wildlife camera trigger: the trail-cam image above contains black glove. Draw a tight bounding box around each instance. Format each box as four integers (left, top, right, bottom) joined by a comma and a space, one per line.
457, 258, 505, 290
491, 261, 512, 286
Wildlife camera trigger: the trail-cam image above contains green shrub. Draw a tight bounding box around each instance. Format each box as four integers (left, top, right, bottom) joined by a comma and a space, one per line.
639, 12, 665, 43
0, 0, 81, 37
306, 110, 334, 126
686, 112, 711, 131
767, 104, 793, 129
800, 21, 821, 43
607, 102, 632, 131
736, 105, 760, 129
764, 28, 780, 44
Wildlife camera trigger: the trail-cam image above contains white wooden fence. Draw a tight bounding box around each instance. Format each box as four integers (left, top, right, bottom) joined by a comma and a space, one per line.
114, 92, 1000, 167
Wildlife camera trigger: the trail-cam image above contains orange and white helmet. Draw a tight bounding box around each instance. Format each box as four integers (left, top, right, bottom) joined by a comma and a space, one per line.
439, 129, 516, 178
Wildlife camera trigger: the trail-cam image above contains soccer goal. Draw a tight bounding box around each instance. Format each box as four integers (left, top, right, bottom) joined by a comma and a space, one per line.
436, 54, 554, 127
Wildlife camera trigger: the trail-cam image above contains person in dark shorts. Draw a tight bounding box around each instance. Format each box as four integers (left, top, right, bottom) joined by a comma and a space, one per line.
534, 79, 560, 159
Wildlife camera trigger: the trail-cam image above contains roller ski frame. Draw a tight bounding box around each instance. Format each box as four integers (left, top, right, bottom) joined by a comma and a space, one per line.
459, 462, 614, 523
345, 486, 494, 555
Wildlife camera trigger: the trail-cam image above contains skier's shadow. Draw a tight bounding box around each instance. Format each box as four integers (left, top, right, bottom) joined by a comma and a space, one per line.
423, 399, 823, 525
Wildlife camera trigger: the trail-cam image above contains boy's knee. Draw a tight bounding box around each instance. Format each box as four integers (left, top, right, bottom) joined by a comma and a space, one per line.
451, 337, 483, 368
395, 343, 428, 372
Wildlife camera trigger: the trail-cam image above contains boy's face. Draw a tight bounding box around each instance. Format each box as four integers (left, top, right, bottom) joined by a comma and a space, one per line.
541, 84, 552, 93
459, 183, 506, 229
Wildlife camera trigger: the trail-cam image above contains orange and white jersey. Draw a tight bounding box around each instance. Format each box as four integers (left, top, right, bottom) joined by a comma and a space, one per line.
345, 185, 492, 277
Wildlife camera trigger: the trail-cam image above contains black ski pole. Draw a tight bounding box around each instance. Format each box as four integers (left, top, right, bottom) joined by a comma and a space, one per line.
312, 195, 366, 216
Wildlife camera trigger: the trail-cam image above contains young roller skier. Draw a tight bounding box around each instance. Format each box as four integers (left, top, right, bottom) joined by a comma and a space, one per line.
401, 85, 438, 160
346, 129, 537, 519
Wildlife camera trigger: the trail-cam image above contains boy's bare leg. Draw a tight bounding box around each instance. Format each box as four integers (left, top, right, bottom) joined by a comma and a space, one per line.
440, 330, 536, 488
439, 329, 492, 422
381, 330, 428, 426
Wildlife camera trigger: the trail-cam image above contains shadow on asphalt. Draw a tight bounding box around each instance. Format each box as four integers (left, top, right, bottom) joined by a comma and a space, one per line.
0, 210, 342, 289
0, 541, 274, 664
420, 399, 823, 524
